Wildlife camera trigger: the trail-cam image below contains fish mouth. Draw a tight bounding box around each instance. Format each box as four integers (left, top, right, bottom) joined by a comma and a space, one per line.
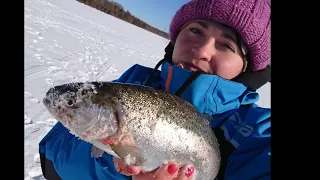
42, 97, 70, 125
43, 82, 86, 125
43, 97, 51, 108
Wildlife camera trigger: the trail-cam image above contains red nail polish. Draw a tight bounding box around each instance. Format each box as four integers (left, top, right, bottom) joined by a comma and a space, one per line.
185, 166, 194, 177
117, 164, 124, 174
127, 167, 135, 174
167, 164, 179, 175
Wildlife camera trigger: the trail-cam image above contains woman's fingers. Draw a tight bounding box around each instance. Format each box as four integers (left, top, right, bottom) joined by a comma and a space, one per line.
153, 161, 179, 179
113, 157, 142, 176
113, 157, 195, 180
133, 161, 179, 180
173, 163, 195, 180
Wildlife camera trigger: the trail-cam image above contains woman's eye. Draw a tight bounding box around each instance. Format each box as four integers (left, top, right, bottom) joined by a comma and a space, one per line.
189, 28, 202, 35
220, 43, 236, 52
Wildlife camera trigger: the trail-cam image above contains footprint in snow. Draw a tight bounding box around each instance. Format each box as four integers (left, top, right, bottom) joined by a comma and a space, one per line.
36, 48, 43, 52
34, 54, 42, 60
33, 154, 40, 163
35, 121, 46, 126
47, 66, 61, 74
24, 92, 33, 98
25, 124, 40, 133
24, 92, 40, 104
28, 166, 43, 178
45, 78, 54, 86
24, 113, 32, 125
46, 118, 57, 126
79, 58, 84, 63
30, 99, 40, 104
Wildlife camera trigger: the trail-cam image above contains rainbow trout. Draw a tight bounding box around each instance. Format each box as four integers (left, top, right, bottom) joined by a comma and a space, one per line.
43, 82, 221, 179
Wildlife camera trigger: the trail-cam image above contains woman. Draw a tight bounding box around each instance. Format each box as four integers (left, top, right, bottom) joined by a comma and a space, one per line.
39, 0, 271, 179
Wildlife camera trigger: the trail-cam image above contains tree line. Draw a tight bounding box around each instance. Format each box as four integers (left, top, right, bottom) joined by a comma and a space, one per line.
77, 0, 169, 39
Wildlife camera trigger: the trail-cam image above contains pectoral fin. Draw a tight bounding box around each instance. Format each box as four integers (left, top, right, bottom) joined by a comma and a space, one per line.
91, 145, 105, 158
110, 144, 145, 166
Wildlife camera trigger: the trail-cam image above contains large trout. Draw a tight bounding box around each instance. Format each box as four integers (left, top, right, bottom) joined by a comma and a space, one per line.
43, 81, 221, 179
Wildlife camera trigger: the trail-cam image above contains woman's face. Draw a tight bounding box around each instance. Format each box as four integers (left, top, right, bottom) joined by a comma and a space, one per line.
172, 19, 247, 79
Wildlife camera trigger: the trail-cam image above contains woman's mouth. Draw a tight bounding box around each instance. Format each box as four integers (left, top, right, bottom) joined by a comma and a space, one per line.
182, 62, 207, 73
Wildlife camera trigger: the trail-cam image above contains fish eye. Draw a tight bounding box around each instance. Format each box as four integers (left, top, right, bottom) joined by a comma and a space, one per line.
65, 98, 76, 107
67, 100, 73, 106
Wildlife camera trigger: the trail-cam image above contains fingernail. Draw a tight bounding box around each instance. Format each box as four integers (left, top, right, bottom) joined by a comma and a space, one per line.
127, 166, 135, 174
117, 163, 125, 174
167, 164, 179, 175
185, 166, 194, 177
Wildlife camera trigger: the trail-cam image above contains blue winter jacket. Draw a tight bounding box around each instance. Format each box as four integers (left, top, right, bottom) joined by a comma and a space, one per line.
39, 61, 271, 180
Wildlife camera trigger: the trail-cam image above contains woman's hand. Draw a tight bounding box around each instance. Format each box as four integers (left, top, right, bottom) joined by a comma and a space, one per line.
113, 158, 195, 180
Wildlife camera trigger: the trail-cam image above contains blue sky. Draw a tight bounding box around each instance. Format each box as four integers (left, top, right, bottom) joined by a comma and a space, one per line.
112, 0, 190, 33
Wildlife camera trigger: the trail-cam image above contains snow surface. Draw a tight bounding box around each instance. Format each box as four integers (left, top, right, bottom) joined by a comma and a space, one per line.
24, 0, 270, 179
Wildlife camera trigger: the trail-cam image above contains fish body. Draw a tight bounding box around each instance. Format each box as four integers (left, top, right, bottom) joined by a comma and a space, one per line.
43, 81, 221, 179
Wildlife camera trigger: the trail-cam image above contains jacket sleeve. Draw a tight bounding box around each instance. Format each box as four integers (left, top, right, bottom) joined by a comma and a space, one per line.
223, 104, 270, 180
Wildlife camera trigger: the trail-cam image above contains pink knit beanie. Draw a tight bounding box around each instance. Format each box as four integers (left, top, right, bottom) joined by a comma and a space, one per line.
169, 0, 271, 71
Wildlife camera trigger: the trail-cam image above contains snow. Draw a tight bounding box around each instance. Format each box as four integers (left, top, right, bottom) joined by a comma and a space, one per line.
24, 0, 270, 179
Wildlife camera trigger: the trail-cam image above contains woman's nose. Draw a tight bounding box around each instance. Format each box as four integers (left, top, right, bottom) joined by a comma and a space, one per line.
192, 38, 215, 61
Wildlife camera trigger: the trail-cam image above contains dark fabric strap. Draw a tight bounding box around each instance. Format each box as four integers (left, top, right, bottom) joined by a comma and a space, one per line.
40, 152, 62, 180
144, 59, 166, 86
174, 70, 203, 96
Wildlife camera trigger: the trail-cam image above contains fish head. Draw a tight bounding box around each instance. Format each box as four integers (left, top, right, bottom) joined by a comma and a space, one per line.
43, 82, 120, 138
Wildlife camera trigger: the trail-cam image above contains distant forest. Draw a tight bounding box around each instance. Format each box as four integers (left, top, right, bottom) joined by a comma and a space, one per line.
77, 0, 169, 39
